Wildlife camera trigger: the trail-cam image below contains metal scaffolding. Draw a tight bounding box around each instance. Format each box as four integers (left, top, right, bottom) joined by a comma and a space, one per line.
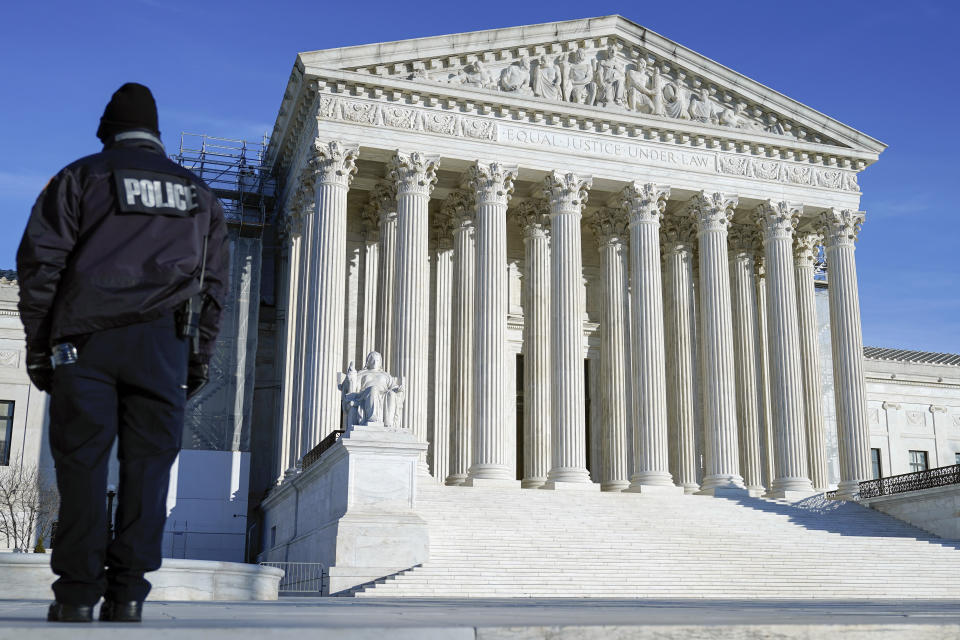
174, 133, 276, 235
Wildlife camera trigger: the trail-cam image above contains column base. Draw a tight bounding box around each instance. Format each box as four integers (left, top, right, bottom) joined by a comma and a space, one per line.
770, 476, 815, 496
462, 477, 521, 488
466, 464, 515, 483
521, 477, 547, 489
697, 475, 748, 497
681, 483, 700, 495
546, 467, 592, 484
624, 483, 684, 495
540, 481, 599, 491
600, 480, 630, 492
832, 480, 861, 501
746, 486, 766, 498
444, 474, 467, 486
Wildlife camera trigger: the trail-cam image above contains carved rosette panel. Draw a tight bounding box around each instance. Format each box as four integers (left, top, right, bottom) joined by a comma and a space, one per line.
755, 200, 802, 241
793, 230, 823, 266
389, 151, 440, 196
468, 162, 518, 207
543, 171, 592, 215
514, 199, 550, 239
687, 191, 737, 232
821, 208, 865, 246
311, 139, 359, 186
619, 182, 670, 226
589, 206, 629, 247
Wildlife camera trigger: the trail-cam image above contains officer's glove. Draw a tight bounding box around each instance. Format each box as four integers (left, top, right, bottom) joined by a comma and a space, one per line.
186, 361, 209, 399
26, 348, 53, 393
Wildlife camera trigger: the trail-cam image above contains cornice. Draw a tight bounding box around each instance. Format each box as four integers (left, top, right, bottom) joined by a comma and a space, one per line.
271, 75, 868, 199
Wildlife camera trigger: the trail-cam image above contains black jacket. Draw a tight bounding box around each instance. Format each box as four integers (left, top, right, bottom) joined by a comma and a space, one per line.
16, 132, 228, 362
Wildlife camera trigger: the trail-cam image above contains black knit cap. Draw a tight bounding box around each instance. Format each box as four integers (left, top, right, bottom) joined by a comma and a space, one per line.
96, 83, 160, 142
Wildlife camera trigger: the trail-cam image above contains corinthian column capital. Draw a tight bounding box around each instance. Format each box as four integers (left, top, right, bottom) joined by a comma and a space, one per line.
362, 182, 396, 237
793, 230, 823, 266
728, 224, 761, 254
515, 199, 550, 239
661, 215, 698, 251
468, 162, 518, 206
311, 139, 359, 186
441, 189, 475, 229
687, 191, 738, 231
544, 171, 592, 215
618, 182, 670, 225
589, 206, 629, 247
755, 200, 803, 240
389, 150, 440, 196
821, 208, 865, 246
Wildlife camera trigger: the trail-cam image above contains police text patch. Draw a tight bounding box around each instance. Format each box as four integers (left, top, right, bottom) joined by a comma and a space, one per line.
114, 169, 199, 216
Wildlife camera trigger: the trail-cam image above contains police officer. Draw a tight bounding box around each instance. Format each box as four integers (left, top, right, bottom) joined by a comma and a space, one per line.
16, 83, 228, 623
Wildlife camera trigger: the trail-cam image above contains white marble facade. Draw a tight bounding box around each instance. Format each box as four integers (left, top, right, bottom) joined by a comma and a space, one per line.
266, 16, 885, 500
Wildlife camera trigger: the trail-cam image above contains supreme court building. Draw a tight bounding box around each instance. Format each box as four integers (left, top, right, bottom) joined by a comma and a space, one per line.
264, 14, 884, 509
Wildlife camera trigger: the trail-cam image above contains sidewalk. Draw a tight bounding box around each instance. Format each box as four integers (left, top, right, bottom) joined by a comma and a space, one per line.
1, 597, 959, 639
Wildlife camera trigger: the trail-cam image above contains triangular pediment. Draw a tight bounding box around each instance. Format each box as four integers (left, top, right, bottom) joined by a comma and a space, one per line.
289, 16, 883, 155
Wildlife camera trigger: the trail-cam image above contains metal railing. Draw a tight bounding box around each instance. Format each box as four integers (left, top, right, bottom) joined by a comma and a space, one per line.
832, 464, 960, 500
301, 430, 345, 471
259, 562, 325, 594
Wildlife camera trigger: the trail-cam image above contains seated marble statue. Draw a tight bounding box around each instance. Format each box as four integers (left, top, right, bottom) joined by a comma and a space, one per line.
339, 351, 405, 430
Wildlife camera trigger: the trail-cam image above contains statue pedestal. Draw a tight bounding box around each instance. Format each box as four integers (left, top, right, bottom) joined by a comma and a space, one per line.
259, 424, 428, 596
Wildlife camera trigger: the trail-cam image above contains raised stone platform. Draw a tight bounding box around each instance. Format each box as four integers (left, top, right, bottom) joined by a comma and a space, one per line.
0, 598, 958, 639
0, 554, 282, 601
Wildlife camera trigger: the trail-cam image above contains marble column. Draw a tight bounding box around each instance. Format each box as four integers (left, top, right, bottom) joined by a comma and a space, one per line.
589, 206, 631, 492
445, 191, 475, 486
620, 183, 677, 493
543, 171, 594, 488
822, 208, 871, 499
372, 183, 398, 372
290, 175, 315, 468
466, 162, 518, 484
794, 230, 830, 492
304, 140, 358, 448
727, 225, 765, 494
662, 217, 700, 494
359, 197, 380, 360
516, 199, 551, 489
688, 192, 745, 495
275, 211, 300, 483
754, 257, 776, 490
389, 151, 439, 450
430, 207, 455, 482
757, 201, 814, 498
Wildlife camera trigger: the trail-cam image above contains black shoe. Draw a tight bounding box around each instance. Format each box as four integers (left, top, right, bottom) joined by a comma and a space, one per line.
47, 602, 94, 623
99, 599, 143, 623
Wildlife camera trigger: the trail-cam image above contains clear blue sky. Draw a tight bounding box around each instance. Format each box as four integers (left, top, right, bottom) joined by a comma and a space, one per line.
1, 0, 957, 352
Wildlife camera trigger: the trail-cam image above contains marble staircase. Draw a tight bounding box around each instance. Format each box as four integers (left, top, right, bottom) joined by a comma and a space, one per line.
347, 483, 960, 598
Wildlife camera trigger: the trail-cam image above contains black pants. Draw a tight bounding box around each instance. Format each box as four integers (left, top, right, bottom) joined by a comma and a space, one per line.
48, 314, 187, 605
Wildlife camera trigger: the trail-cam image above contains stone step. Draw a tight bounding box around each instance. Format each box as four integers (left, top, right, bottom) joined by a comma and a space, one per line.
347, 485, 960, 598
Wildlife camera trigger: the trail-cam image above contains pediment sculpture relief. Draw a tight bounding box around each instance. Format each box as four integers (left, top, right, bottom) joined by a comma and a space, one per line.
394, 42, 815, 142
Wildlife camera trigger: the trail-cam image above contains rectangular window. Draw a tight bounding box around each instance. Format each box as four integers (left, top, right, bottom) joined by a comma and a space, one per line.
955, 453, 960, 467
909, 450, 929, 473
871, 448, 883, 480
0, 400, 14, 466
